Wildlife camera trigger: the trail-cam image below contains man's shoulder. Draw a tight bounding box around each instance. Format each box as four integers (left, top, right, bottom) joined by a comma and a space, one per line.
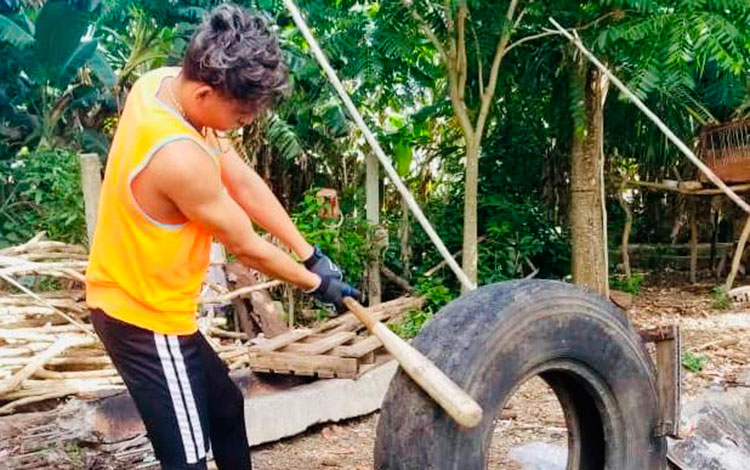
132, 66, 182, 91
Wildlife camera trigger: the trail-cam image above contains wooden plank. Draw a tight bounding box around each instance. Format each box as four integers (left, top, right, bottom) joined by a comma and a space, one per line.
331, 335, 383, 358
248, 351, 358, 377
654, 325, 681, 438
282, 332, 356, 355
312, 296, 425, 333
357, 354, 394, 377
248, 329, 311, 352
297, 333, 332, 343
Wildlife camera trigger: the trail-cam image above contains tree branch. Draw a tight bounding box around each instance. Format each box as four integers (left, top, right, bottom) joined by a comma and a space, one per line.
457, 3, 468, 101
470, 23, 484, 96
444, 0, 454, 43
403, 2, 450, 65
474, 0, 519, 142
505, 30, 562, 55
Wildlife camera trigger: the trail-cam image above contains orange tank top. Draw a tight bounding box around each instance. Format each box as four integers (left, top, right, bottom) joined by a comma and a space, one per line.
86, 67, 220, 335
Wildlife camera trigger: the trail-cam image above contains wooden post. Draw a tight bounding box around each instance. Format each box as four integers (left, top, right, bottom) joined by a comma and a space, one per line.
366, 153, 381, 305
689, 199, 698, 284
726, 214, 750, 291
287, 287, 295, 328
78, 153, 102, 247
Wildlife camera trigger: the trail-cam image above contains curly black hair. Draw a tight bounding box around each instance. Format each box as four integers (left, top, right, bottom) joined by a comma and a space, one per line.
182, 4, 288, 114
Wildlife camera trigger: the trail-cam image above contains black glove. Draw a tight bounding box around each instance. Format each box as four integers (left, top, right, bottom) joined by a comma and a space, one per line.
310, 276, 361, 315
303, 246, 343, 281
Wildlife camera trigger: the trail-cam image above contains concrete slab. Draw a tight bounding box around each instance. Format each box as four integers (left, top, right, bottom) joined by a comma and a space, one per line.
508, 442, 567, 470
668, 387, 750, 470
246, 360, 398, 445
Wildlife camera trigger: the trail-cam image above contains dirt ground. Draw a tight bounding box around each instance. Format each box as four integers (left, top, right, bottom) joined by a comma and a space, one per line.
250, 282, 750, 470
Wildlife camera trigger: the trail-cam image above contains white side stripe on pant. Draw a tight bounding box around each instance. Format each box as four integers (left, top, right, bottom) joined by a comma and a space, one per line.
167, 335, 206, 459
155, 333, 199, 464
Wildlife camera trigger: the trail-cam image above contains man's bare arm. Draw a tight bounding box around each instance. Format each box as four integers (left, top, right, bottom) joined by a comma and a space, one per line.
150, 139, 319, 290
215, 137, 314, 260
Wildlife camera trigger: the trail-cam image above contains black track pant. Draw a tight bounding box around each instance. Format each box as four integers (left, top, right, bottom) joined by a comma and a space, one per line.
91, 309, 251, 470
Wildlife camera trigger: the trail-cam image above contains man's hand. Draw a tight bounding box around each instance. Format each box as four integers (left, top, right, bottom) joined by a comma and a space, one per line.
310, 277, 361, 315
304, 246, 343, 281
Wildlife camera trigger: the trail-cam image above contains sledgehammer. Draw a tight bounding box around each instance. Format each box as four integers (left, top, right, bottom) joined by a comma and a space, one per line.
342, 297, 483, 428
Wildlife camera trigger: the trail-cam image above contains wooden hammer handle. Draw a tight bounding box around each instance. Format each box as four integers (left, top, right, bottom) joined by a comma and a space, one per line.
343, 297, 483, 428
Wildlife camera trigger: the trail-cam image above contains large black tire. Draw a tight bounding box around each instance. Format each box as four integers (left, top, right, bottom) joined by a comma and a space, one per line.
374, 280, 666, 470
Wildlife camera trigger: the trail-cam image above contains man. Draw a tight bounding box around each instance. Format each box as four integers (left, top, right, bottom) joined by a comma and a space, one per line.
85, 4, 358, 469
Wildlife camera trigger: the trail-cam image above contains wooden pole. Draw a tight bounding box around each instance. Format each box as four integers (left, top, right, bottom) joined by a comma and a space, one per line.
689, 200, 698, 284
78, 153, 102, 247
366, 153, 381, 304
343, 297, 483, 428
726, 215, 750, 291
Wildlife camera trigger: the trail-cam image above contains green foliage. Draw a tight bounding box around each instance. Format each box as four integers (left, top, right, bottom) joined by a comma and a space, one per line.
0, 147, 87, 247
291, 189, 369, 285
610, 273, 645, 295
265, 113, 303, 161
415, 276, 454, 312
712, 285, 732, 310
389, 308, 433, 339
480, 195, 570, 283
682, 350, 708, 373
388, 276, 453, 339
0, 0, 115, 151
0, 14, 33, 47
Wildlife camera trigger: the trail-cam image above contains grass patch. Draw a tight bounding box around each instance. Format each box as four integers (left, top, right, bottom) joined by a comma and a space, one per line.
712, 285, 732, 310
682, 351, 708, 373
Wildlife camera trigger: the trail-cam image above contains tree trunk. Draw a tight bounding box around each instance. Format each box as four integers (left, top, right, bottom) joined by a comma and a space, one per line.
461, 141, 480, 292
366, 153, 381, 304
570, 63, 609, 297
617, 181, 632, 280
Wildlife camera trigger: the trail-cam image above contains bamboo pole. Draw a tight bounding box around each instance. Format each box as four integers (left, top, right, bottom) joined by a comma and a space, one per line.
726, 215, 750, 291
550, 18, 750, 215
281, 0, 476, 292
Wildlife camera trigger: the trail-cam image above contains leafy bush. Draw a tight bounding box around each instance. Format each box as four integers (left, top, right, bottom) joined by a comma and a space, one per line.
480, 195, 569, 283
712, 285, 732, 310
388, 191, 568, 297
610, 273, 645, 295
389, 276, 453, 339
291, 189, 370, 285
415, 275, 454, 312
390, 309, 433, 339
0, 147, 87, 247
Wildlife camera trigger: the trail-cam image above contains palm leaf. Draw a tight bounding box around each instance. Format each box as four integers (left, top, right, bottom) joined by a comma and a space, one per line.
0, 13, 33, 47
87, 49, 115, 87
56, 39, 97, 89
34, 0, 90, 74
266, 113, 303, 161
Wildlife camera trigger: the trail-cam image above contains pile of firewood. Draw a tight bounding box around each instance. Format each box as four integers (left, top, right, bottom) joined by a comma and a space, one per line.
0, 234, 109, 413
0, 233, 250, 414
